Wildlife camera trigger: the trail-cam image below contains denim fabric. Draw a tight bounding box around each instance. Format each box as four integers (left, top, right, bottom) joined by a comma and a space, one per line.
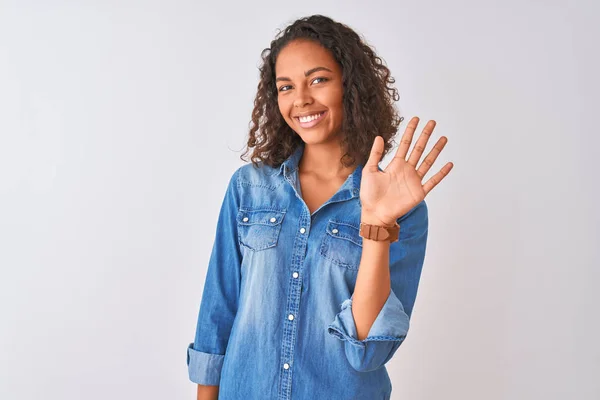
187, 141, 429, 399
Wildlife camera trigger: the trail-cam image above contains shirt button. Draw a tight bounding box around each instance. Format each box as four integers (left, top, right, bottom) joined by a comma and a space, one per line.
283, 363, 290, 370
288, 314, 294, 320
270, 217, 276, 222
292, 272, 299, 278
242, 217, 249, 222
332, 228, 339, 234
299, 227, 306, 234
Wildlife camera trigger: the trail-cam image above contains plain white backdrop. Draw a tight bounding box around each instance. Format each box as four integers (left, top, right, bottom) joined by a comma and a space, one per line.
1, 0, 598, 399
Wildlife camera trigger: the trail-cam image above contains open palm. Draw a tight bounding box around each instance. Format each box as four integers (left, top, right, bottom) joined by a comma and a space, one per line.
360, 117, 454, 225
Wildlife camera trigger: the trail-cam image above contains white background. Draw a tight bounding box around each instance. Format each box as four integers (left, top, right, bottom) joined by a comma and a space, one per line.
1, 0, 598, 399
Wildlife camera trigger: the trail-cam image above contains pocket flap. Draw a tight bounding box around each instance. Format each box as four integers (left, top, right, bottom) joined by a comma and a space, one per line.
326, 220, 363, 247
237, 209, 286, 226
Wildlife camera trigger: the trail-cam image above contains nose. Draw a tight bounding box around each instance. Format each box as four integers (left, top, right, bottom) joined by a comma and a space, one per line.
293, 86, 313, 108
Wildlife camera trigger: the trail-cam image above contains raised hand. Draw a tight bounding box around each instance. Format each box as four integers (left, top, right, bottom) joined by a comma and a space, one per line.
360, 117, 454, 225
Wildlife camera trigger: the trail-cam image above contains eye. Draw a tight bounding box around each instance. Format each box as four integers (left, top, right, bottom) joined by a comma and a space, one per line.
312, 77, 329, 84
278, 77, 329, 92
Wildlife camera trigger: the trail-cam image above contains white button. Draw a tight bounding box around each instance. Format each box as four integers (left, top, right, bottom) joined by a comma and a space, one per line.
332, 228, 339, 234
288, 314, 294, 320
292, 272, 299, 278
299, 227, 306, 234
270, 217, 276, 222
283, 363, 290, 370
242, 217, 249, 222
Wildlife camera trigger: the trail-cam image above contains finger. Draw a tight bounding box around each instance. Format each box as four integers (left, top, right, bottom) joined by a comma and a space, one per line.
394, 116, 420, 161
407, 120, 436, 167
416, 136, 448, 179
365, 136, 384, 172
422, 162, 453, 196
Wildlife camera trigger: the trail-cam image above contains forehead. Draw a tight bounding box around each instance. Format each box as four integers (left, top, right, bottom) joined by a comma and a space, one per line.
275, 39, 340, 74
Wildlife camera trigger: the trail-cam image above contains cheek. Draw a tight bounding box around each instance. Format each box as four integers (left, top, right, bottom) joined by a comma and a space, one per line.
331, 109, 343, 129
324, 87, 344, 113
330, 93, 344, 124
277, 97, 291, 120
334, 88, 344, 109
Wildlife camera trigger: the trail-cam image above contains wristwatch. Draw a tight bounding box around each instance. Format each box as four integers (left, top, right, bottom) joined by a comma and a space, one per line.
359, 221, 400, 243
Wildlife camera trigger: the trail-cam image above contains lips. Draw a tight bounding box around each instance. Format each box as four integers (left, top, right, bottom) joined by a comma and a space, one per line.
295, 110, 327, 129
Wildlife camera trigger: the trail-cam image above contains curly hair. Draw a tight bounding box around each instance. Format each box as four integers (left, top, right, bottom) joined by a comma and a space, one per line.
240, 14, 404, 169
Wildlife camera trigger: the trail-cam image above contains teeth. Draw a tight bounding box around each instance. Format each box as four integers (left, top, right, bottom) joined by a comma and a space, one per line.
298, 112, 323, 123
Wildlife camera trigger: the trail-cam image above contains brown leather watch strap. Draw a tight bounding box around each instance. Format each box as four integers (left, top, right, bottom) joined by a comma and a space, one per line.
359, 221, 400, 243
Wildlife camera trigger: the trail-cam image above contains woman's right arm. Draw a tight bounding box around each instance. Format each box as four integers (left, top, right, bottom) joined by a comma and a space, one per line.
187, 169, 243, 392
197, 384, 219, 400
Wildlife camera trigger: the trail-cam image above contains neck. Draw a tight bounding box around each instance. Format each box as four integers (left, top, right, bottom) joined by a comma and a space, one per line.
298, 141, 356, 180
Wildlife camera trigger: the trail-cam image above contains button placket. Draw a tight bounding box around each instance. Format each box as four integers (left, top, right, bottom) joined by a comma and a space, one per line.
279, 214, 310, 398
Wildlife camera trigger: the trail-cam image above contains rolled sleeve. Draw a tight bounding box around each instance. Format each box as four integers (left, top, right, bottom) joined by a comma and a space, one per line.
187, 343, 225, 385
186, 168, 243, 385
327, 289, 409, 372
328, 199, 429, 373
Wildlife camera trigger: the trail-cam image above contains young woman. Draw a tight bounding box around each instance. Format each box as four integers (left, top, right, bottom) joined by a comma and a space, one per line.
187, 14, 453, 400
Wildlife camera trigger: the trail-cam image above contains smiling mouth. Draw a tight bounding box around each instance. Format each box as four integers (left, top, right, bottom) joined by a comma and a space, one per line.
295, 111, 327, 129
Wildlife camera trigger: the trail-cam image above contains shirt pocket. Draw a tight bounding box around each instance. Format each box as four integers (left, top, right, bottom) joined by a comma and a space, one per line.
237, 208, 286, 251
319, 219, 363, 270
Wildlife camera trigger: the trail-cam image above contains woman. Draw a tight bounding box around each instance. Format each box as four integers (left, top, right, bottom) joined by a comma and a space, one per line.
187, 14, 453, 400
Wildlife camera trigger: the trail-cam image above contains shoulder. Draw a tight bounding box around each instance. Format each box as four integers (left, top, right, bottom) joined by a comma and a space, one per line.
398, 199, 428, 221
220, 162, 285, 207
233, 161, 283, 190
396, 199, 428, 233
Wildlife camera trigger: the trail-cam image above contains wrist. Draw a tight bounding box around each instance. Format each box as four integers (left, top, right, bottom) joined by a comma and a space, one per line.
359, 214, 401, 243
361, 211, 396, 226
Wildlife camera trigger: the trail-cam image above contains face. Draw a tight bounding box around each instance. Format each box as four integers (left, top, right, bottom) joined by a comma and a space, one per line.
275, 39, 344, 145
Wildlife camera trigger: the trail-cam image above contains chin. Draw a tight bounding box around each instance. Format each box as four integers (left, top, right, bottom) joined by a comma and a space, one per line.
296, 133, 331, 146
295, 127, 338, 143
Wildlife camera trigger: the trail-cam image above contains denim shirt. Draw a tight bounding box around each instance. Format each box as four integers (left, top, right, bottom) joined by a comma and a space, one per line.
187, 141, 429, 400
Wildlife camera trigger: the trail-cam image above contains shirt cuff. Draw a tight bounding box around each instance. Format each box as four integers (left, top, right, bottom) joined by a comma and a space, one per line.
327, 288, 409, 347
186, 342, 225, 385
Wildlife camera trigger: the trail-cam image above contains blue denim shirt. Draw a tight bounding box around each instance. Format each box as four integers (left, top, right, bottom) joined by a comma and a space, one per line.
187, 141, 428, 400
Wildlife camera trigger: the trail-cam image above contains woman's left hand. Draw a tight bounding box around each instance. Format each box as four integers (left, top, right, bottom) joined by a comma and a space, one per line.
360, 117, 454, 225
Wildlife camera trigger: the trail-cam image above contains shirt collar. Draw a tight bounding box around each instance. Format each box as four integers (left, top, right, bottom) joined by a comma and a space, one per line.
279, 141, 363, 199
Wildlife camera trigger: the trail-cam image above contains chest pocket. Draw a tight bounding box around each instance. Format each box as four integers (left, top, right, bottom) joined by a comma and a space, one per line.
237, 208, 286, 251
319, 220, 363, 270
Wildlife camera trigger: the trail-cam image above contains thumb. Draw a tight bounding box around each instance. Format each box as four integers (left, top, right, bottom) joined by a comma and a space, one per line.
365, 136, 384, 172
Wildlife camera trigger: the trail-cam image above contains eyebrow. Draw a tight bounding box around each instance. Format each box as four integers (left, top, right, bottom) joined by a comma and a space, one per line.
275, 66, 333, 82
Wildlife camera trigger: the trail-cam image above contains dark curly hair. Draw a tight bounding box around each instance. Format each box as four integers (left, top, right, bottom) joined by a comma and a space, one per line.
240, 14, 404, 169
